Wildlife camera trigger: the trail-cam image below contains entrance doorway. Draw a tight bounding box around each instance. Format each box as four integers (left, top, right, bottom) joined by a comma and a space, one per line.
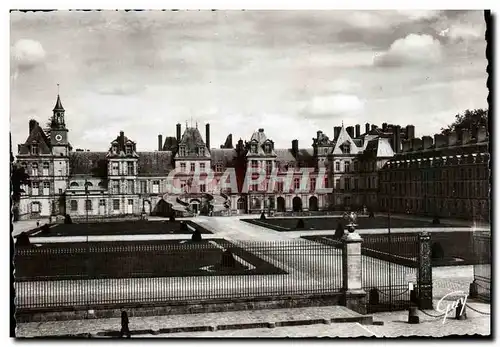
127, 199, 134, 214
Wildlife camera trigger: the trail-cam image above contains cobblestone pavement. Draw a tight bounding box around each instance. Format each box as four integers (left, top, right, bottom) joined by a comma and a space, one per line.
12, 219, 50, 237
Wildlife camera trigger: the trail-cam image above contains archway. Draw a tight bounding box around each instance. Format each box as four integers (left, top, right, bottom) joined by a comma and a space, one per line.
277, 197, 285, 212
237, 197, 247, 212
143, 200, 152, 214
309, 196, 318, 211
292, 196, 303, 212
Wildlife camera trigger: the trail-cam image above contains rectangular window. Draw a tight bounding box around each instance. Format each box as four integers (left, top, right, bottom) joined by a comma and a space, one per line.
99, 199, 106, 206
70, 200, 78, 211
345, 178, 350, 190
199, 163, 206, 172
251, 160, 258, 169
112, 162, 119, 175
335, 162, 340, 172
32, 163, 38, 176
354, 179, 359, 190
32, 182, 39, 195
85, 199, 92, 211
113, 199, 120, 211
43, 182, 50, 195
58, 188, 62, 194
180, 163, 186, 172
265, 161, 273, 175
125, 145, 132, 155
310, 178, 316, 191
190, 163, 196, 172
140, 181, 147, 193
353, 162, 358, 172
152, 180, 160, 194
42, 162, 49, 176
251, 183, 258, 191
127, 162, 134, 175
345, 162, 350, 173
112, 180, 120, 194
31, 202, 40, 213
200, 184, 206, 193
277, 181, 284, 192
294, 177, 300, 189
324, 176, 329, 188
31, 144, 39, 155
215, 164, 223, 172
335, 179, 340, 189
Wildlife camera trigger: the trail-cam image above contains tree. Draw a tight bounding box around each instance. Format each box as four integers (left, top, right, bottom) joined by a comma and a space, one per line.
441, 109, 488, 135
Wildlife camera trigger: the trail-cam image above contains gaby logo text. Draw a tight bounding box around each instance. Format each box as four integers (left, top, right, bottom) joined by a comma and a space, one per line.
436, 291, 468, 324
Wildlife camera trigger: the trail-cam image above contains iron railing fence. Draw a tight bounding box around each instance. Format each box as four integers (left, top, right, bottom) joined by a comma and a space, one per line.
14, 239, 342, 310
472, 231, 491, 301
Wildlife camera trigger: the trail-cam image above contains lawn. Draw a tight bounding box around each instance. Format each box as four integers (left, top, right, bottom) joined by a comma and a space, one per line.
244, 216, 468, 232
14, 238, 287, 281
31, 220, 210, 237
303, 231, 480, 267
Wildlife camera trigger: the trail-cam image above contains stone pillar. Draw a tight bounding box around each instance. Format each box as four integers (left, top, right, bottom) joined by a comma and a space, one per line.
342, 231, 366, 313
418, 231, 433, 309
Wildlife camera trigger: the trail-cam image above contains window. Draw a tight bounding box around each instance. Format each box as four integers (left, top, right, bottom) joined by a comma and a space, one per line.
200, 163, 205, 172
140, 181, 147, 193
58, 188, 63, 194
354, 179, 359, 190
324, 176, 329, 188
215, 163, 223, 172
277, 181, 284, 192
200, 147, 205, 156
127, 180, 134, 194
85, 199, 92, 211
112, 199, 120, 211
180, 163, 186, 172
32, 163, 38, 176
237, 198, 245, 210
310, 178, 316, 191
353, 161, 358, 172
265, 161, 273, 175
200, 184, 206, 193
127, 162, 134, 175
341, 143, 350, 154
335, 161, 340, 172
125, 145, 132, 155
251, 160, 258, 169
31, 202, 40, 213
335, 179, 341, 189
251, 183, 258, 191
180, 181, 187, 191
32, 182, 39, 195
31, 144, 39, 155
43, 182, 50, 195
111, 162, 119, 175
264, 143, 271, 153
294, 177, 300, 190
345, 162, 350, 173
190, 163, 196, 172
42, 162, 49, 176
345, 178, 350, 190
70, 200, 78, 211
99, 199, 106, 206
152, 180, 160, 194
112, 145, 118, 154
70, 181, 79, 188
111, 180, 119, 194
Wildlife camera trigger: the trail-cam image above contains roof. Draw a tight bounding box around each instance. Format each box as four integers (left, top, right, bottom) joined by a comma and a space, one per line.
211, 148, 237, 167
162, 136, 178, 151
275, 148, 315, 167
17, 121, 52, 156
177, 127, 210, 158
137, 151, 174, 176
363, 138, 395, 158
53, 94, 65, 112
69, 151, 108, 176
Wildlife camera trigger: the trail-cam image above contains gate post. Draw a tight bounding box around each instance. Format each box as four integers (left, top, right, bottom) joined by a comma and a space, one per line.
342, 231, 366, 314
418, 231, 433, 309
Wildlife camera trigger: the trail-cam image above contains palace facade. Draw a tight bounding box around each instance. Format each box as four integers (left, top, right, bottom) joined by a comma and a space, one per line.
14, 94, 489, 221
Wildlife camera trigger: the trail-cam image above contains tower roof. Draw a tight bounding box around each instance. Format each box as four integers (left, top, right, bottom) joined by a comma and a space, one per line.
53, 94, 65, 112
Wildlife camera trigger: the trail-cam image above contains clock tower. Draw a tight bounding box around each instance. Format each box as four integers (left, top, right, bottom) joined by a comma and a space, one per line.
50, 94, 69, 156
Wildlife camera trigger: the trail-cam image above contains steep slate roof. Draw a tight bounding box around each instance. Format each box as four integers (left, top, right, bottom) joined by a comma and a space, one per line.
275, 148, 316, 167
18, 121, 52, 155
177, 127, 210, 158
69, 151, 107, 176
162, 136, 178, 151
137, 151, 173, 176
53, 94, 65, 112
211, 148, 237, 167
363, 138, 395, 158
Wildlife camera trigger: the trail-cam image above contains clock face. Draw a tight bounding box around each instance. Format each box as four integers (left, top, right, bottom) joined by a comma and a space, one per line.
55, 134, 63, 142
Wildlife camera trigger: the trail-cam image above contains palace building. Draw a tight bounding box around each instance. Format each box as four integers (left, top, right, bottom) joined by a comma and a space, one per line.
14, 94, 488, 221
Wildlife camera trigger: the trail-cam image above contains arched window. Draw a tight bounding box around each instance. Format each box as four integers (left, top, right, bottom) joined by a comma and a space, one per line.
70, 200, 78, 211
85, 181, 93, 187
70, 182, 79, 188
237, 197, 246, 210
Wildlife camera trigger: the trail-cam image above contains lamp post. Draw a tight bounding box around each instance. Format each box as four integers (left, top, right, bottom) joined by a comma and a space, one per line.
388, 181, 396, 310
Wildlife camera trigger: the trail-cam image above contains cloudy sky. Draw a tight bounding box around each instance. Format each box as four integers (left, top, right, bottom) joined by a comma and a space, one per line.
10, 10, 488, 151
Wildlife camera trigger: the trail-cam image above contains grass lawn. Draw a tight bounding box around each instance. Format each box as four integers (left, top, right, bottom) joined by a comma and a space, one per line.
15, 238, 287, 281
32, 220, 210, 237
303, 231, 480, 267
245, 216, 468, 232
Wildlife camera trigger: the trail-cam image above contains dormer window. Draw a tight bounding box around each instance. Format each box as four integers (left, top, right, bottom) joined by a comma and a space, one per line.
251, 144, 257, 154
112, 145, 118, 154
31, 143, 39, 155
125, 145, 132, 155
341, 142, 351, 154
179, 146, 186, 156
200, 147, 205, 156
264, 143, 271, 154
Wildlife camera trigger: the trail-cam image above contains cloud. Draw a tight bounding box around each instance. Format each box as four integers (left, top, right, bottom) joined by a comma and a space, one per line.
439, 24, 484, 43
373, 34, 443, 67
98, 83, 147, 96
303, 94, 365, 118
11, 39, 46, 71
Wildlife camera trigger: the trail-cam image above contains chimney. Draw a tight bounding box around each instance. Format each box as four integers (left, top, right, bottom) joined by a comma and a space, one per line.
346, 126, 354, 138
258, 128, 264, 133
355, 124, 360, 138
422, 136, 433, 149
292, 139, 299, 156
406, 125, 415, 140
402, 139, 411, 152
382, 122, 388, 132
460, 129, 471, 144
365, 123, 370, 134
477, 126, 487, 142
393, 125, 401, 153
411, 137, 423, 151
176, 123, 181, 142
434, 134, 446, 148
447, 131, 458, 146
29, 119, 38, 133
317, 130, 322, 139
119, 131, 125, 149
334, 127, 341, 139
158, 134, 163, 151
205, 123, 210, 149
